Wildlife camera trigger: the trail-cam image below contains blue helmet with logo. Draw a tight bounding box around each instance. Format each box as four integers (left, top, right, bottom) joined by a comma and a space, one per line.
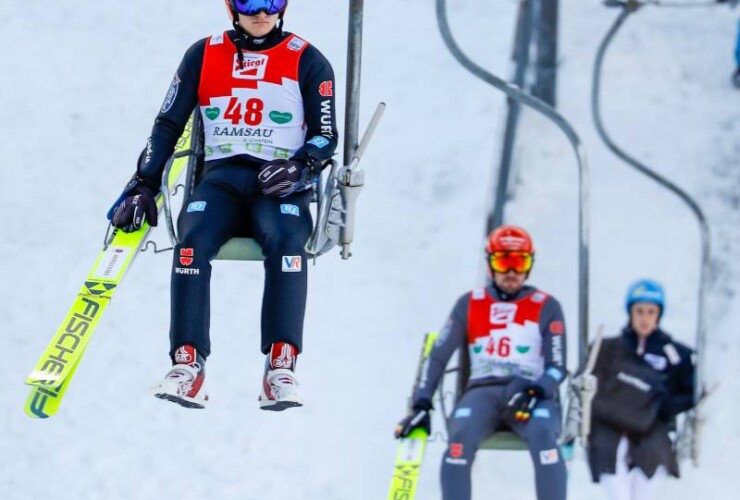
625, 279, 665, 315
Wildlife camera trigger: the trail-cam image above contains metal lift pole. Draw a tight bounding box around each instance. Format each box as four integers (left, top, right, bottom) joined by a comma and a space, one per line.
490, 0, 537, 231
345, 0, 364, 165
436, 0, 592, 364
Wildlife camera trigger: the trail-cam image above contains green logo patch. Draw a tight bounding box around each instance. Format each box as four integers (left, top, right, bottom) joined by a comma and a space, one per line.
269, 111, 293, 124
516, 346, 531, 354
473, 345, 483, 354
274, 147, 290, 159
205, 107, 220, 120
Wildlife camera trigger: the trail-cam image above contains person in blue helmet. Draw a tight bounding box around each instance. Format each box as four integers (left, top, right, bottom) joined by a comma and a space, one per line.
585, 280, 696, 500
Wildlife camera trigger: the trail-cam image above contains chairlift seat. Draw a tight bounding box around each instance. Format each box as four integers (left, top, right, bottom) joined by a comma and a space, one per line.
213, 237, 265, 261
163, 109, 341, 262
480, 431, 528, 451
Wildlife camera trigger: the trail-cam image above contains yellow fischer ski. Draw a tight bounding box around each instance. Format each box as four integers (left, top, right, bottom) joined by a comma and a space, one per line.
388, 332, 439, 500
24, 116, 195, 418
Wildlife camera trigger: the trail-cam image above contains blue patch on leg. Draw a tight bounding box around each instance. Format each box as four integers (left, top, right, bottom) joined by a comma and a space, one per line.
453, 407, 472, 418
533, 408, 551, 419
280, 204, 300, 217
187, 201, 207, 213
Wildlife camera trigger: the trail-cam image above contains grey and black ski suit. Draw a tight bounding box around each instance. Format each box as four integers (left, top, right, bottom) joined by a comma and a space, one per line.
414, 284, 568, 500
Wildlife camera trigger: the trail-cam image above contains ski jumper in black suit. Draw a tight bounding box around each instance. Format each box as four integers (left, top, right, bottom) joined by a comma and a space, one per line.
136, 27, 338, 360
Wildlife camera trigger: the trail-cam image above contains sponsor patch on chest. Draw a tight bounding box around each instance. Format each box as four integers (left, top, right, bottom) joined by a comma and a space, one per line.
287, 36, 306, 51
233, 53, 268, 80
643, 353, 668, 371
490, 303, 517, 325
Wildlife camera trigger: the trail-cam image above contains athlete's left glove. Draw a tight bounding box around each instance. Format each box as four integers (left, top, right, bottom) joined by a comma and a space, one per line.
395, 398, 433, 439
108, 176, 158, 232
504, 385, 544, 423
258, 159, 310, 197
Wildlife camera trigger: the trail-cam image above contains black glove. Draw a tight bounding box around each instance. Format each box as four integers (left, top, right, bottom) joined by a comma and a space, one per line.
504, 385, 544, 423
395, 398, 433, 439
109, 178, 158, 232
257, 159, 307, 197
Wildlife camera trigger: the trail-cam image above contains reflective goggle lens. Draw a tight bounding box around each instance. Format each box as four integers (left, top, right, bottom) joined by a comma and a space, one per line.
233, 0, 287, 16
489, 252, 533, 273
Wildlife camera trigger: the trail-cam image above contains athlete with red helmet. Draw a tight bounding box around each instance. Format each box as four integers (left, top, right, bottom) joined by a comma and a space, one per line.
108, 0, 338, 411
396, 225, 568, 500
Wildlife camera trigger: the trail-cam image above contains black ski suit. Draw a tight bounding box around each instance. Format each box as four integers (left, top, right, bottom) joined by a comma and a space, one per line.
586, 327, 695, 481
414, 285, 568, 500
135, 27, 338, 359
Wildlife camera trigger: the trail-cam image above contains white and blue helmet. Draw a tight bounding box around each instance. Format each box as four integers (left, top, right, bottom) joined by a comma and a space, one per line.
625, 279, 665, 316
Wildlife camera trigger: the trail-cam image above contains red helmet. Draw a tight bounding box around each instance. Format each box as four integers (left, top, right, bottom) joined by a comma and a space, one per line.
486, 225, 535, 276
486, 225, 534, 254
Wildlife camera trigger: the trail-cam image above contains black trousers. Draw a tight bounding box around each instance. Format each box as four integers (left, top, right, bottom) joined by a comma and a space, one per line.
168, 163, 313, 360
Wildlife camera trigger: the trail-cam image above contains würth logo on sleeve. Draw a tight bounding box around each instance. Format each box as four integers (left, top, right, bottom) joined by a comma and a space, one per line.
233, 53, 268, 80
319, 80, 333, 97
179, 248, 194, 266
549, 321, 564, 335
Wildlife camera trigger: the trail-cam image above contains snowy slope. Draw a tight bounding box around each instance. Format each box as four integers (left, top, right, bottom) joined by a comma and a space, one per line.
1, 1, 737, 499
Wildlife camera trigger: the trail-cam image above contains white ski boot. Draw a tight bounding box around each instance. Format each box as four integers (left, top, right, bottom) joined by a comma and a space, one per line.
259, 342, 303, 411
152, 346, 208, 409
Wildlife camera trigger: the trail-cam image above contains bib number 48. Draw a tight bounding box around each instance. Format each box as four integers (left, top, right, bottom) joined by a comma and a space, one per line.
224, 97, 264, 126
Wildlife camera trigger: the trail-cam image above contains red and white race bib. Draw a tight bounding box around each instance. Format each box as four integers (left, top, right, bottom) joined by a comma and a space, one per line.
198, 32, 309, 162
466, 289, 548, 381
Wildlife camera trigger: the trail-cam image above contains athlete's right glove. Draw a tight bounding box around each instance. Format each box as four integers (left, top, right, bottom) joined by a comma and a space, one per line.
108, 176, 158, 232
504, 385, 544, 423
258, 159, 308, 197
394, 398, 433, 439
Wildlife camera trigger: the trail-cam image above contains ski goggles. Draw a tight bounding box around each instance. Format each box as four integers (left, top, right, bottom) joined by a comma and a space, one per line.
489, 251, 533, 274
233, 0, 288, 16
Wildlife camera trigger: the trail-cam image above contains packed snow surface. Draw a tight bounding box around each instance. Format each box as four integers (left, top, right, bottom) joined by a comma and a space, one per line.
1, 1, 737, 499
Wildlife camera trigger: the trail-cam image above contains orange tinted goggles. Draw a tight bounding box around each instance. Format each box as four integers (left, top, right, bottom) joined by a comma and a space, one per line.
489, 251, 533, 273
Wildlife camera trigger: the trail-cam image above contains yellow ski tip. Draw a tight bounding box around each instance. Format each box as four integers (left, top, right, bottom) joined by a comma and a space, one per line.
24, 386, 60, 419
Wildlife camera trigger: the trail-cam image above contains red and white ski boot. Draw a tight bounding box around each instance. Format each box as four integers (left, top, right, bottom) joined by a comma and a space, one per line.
259, 342, 303, 411
152, 345, 208, 409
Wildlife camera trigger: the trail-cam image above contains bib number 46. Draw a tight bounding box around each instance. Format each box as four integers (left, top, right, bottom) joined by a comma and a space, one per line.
224, 97, 264, 126
486, 336, 511, 357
